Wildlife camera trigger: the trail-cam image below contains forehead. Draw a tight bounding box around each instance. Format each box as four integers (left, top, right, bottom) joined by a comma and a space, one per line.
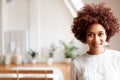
86, 24, 106, 33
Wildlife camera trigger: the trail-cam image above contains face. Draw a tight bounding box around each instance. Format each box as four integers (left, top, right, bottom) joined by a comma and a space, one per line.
86, 23, 107, 55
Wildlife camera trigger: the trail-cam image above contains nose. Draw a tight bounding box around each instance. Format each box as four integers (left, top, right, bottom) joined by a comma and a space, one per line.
94, 35, 100, 43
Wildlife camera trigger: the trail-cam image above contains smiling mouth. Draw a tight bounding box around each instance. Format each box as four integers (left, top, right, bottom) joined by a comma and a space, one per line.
93, 45, 99, 48
92, 43, 101, 48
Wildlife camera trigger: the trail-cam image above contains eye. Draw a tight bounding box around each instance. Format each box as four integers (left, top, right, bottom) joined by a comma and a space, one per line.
98, 32, 105, 36
87, 33, 94, 37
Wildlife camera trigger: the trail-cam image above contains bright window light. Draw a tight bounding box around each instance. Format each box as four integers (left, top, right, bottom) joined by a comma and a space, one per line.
71, 0, 84, 11
63, 0, 84, 17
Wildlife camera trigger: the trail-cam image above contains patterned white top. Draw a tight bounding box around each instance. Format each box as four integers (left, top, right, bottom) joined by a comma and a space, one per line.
70, 49, 120, 80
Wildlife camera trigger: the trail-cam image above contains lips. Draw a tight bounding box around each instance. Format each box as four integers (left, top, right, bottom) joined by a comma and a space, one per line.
93, 45, 99, 48
92, 42, 101, 48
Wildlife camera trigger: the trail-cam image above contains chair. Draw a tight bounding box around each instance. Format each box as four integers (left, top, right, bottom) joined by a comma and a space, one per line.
0, 70, 53, 80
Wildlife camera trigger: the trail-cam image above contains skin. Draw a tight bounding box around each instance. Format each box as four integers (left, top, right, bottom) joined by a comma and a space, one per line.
86, 23, 107, 55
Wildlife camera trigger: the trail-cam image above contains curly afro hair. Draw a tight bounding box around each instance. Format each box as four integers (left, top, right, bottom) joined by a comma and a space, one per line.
71, 3, 119, 43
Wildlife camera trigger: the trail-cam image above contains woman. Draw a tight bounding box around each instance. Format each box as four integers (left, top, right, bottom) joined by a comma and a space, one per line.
71, 3, 120, 80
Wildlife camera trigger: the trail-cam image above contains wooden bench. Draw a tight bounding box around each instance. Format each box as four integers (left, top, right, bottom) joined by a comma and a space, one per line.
0, 70, 53, 80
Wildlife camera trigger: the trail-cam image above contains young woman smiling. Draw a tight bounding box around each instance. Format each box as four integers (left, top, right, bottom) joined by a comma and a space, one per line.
70, 3, 120, 80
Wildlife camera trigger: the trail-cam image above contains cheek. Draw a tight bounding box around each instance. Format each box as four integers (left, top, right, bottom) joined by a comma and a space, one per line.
102, 39, 107, 45
100, 36, 107, 45
104, 33, 107, 41
102, 36, 107, 42
86, 37, 93, 44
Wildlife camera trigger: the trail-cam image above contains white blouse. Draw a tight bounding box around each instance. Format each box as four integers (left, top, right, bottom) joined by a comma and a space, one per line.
70, 49, 120, 80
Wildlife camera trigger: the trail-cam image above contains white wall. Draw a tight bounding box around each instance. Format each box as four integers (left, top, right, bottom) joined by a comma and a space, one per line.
2, 0, 29, 31
29, 0, 40, 51
2, 0, 29, 53
29, 0, 74, 62
0, 0, 2, 54
1, 0, 120, 62
2, 0, 75, 62
40, 0, 73, 47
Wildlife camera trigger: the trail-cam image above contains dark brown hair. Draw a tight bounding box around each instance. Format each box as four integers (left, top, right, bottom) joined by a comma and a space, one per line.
71, 3, 119, 43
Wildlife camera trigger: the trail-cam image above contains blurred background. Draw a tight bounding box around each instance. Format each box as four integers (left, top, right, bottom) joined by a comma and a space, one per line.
0, 0, 120, 63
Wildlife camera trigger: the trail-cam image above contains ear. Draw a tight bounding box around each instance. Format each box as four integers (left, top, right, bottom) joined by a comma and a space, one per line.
104, 42, 109, 45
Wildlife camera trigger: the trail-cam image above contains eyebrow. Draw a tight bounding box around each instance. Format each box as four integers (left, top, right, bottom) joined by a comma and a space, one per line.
86, 31, 105, 33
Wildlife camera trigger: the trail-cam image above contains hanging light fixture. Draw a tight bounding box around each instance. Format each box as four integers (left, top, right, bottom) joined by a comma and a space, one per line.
6, 0, 15, 4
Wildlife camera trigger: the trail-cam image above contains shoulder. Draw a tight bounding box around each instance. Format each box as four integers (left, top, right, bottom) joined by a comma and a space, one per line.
106, 49, 120, 55
106, 49, 120, 60
106, 49, 120, 53
71, 53, 88, 67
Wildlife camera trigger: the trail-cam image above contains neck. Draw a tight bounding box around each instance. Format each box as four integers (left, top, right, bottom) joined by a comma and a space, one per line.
87, 48, 105, 55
